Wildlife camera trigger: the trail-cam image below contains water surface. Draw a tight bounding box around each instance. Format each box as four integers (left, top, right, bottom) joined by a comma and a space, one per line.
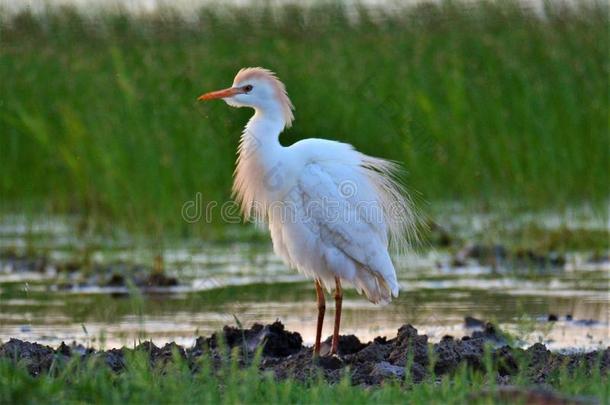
0, 215, 608, 351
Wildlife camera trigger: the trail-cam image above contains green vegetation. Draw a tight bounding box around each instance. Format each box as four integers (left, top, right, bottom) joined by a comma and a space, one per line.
1, 2, 608, 239
0, 347, 606, 404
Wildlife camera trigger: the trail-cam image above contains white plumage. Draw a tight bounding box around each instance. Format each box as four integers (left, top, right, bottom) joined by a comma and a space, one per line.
199, 67, 418, 355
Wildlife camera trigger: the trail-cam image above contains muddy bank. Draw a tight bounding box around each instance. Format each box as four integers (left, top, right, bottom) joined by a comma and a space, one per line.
1, 321, 607, 387
0, 250, 178, 289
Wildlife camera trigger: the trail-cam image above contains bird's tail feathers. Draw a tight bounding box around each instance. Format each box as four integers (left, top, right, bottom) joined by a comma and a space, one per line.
360, 155, 424, 253
353, 265, 397, 305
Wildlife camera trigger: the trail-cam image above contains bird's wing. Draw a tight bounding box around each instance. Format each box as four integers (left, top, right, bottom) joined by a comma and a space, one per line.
287, 138, 420, 253
288, 161, 399, 301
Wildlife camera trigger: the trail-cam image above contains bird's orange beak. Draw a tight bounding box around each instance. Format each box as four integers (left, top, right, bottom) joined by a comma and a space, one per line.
197, 87, 241, 101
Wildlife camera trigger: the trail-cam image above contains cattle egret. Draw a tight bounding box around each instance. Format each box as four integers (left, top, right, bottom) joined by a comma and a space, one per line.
198, 67, 418, 356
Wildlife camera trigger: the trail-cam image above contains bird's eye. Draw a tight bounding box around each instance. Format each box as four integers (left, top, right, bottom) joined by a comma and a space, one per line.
243, 85, 253, 93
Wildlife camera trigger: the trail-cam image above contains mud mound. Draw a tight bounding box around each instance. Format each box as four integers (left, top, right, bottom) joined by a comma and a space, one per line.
1, 322, 608, 388
0, 339, 55, 376
206, 321, 303, 357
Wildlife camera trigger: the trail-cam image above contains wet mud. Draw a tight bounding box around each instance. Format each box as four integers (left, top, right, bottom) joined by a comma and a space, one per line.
1, 321, 607, 388
0, 250, 178, 289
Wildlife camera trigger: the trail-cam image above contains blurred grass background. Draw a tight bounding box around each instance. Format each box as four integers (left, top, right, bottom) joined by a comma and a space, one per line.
0, 1, 608, 239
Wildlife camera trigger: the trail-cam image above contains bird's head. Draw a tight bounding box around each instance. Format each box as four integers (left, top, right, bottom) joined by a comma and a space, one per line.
198, 67, 294, 128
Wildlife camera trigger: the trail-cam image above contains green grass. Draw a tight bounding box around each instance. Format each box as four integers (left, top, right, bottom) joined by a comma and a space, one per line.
0, 347, 606, 404
0, 1, 608, 239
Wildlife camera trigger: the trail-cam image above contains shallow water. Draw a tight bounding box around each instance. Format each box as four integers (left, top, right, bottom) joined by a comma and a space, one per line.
0, 215, 608, 351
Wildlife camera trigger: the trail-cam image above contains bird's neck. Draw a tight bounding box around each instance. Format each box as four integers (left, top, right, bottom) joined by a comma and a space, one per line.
240, 107, 284, 157
233, 107, 288, 217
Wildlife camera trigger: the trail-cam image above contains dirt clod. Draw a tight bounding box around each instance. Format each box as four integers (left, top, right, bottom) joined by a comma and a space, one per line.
322, 334, 366, 355
464, 316, 485, 328
0, 339, 55, 376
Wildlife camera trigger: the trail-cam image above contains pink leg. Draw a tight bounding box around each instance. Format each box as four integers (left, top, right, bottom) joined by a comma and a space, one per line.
313, 280, 325, 357
330, 277, 343, 355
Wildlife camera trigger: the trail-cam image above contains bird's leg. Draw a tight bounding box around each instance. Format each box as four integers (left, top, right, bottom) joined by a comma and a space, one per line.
330, 277, 343, 355
313, 279, 325, 357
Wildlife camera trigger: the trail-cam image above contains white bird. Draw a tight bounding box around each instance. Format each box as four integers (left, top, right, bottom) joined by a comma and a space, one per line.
198, 67, 418, 356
